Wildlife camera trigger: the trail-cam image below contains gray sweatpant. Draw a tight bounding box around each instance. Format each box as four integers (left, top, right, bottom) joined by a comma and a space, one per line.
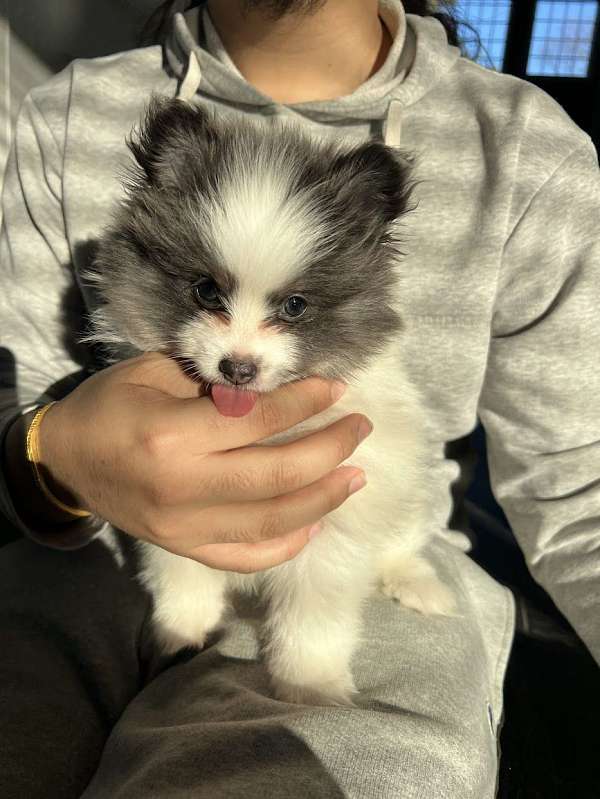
0, 529, 514, 799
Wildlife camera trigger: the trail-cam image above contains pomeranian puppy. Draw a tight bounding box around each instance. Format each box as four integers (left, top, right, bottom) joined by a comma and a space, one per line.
80, 96, 456, 707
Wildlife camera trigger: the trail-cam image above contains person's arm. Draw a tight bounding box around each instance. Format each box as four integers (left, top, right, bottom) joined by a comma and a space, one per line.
477, 134, 600, 664
3, 408, 79, 525
0, 73, 105, 548
1, 407, 104, 548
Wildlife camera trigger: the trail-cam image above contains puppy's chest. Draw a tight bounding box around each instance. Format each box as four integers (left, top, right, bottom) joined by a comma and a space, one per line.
259, 378, 424, 472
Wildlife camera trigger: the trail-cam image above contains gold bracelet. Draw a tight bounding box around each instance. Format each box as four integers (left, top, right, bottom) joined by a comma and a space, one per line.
25, 402, 93, 518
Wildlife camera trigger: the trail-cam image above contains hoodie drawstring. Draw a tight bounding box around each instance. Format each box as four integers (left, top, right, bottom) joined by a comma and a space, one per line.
177, 49, 203, 101
383, 99, 403, 147
176, 50, 403, 149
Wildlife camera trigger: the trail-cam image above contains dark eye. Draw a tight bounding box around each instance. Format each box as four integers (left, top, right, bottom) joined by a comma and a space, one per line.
192, 278, 222, 309
282, 295, 307, 319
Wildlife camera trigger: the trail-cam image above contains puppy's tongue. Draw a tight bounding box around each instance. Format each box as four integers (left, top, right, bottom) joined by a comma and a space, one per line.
210, 384, 258, 417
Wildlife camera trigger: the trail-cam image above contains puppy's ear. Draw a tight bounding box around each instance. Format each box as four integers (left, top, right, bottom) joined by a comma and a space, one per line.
127, 95, 217, 187
330, 142, 420, 224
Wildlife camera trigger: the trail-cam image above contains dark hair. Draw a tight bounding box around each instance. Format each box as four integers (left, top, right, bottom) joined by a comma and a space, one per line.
140, 0, 483, 62
402, 1, 479, 55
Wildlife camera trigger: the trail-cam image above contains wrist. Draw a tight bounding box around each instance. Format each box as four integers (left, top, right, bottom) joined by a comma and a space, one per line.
33, 401, 91, 515
4, 407, 87, 526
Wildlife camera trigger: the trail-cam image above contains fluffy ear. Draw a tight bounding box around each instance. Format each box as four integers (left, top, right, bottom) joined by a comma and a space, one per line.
127, 95, 218, 187
329, 141, 419, 224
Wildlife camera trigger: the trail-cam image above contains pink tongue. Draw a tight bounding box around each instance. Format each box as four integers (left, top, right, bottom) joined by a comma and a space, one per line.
211, 384, 258, 417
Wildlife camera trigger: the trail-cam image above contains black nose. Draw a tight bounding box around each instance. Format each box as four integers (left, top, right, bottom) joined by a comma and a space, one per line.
218, 358, 257, 385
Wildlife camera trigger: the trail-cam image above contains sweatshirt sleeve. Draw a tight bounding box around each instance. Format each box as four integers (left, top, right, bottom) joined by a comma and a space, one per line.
0, 73, 106, 548
476, 138, 600, 664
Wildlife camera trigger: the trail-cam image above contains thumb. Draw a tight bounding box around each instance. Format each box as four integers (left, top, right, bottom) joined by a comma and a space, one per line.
122, 351, 210, 400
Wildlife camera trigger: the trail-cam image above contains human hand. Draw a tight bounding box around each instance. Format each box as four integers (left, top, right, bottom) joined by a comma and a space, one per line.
39, 352, 371, 572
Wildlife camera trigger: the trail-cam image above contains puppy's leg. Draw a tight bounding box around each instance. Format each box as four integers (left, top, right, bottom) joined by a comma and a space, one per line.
137, 542, 228, 656
261, 541, 373, 708
376, 546, 456, 616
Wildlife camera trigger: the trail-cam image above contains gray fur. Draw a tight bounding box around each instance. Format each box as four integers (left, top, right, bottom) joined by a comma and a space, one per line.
79, 95, 422, 384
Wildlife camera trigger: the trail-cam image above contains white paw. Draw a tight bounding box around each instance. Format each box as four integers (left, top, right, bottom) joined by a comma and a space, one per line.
378, 553, 457, 616
150, 594, 226, 656
381, 574, 456, 615
271, 675, 359, 707
152, 615, 211, 656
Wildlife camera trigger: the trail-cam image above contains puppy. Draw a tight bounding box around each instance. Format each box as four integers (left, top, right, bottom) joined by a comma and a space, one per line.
80, 96, 456, 707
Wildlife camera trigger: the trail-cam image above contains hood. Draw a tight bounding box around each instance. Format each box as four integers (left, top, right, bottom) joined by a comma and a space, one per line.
164, 0, 461, 147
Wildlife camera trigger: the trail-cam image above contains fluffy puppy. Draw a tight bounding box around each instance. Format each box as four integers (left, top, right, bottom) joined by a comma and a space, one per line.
80, 96, 456, 707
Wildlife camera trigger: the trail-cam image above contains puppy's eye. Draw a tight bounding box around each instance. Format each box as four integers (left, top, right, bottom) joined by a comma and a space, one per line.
192, 278, 222, 310
281, 295, 307, 319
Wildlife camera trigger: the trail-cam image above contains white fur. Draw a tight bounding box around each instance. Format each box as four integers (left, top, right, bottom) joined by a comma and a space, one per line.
195, 135, 338, 295
176, 295, 302, 392
137, 338, 456, 707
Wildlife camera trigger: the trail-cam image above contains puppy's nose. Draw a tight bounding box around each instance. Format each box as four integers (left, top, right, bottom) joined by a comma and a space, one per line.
218, 357, 257, 385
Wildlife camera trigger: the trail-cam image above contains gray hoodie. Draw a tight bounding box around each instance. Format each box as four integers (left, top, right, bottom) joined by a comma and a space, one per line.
1, 0, 599, 665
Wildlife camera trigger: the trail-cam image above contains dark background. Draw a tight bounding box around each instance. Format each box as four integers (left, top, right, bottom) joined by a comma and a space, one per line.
7, 0, 152, 72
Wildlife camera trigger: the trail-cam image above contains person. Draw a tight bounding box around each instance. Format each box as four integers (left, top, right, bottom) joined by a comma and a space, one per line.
0, 0, 598, 796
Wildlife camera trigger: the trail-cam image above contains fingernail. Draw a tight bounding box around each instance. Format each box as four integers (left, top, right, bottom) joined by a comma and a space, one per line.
330, 381, 347, 401
308, 522, 322, 540
348, 472, 367, 496
357, 418, 373, 443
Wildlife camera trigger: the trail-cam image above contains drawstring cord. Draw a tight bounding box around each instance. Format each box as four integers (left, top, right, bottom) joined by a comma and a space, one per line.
177, 48, 203, 101
175, 44, 404, 149
383, 98, 403, 146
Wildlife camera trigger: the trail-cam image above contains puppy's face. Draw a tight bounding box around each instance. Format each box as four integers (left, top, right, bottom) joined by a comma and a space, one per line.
84, 97, 419, 391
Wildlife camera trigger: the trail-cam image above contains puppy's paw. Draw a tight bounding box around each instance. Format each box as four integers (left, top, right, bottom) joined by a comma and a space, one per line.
378, 552, 457, 616
147, 583, 227, 656
381, 573, 456, 616
152, 617, 209, 657
151, 597, 223, 656
271, 676, 359, 708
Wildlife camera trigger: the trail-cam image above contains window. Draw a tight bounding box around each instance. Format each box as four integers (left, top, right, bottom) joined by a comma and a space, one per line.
454, 1, 513, 72
527, 1, 598, 77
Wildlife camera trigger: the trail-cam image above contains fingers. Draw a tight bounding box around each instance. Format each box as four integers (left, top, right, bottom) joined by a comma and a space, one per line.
121, 351, 210, 399
193, 413, 372, 504
187, 524, 318, 573
159, 375, 348, 452
150, 464, 366, 551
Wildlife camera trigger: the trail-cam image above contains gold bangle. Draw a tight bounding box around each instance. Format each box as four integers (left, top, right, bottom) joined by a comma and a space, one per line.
25, 402, 93, 518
